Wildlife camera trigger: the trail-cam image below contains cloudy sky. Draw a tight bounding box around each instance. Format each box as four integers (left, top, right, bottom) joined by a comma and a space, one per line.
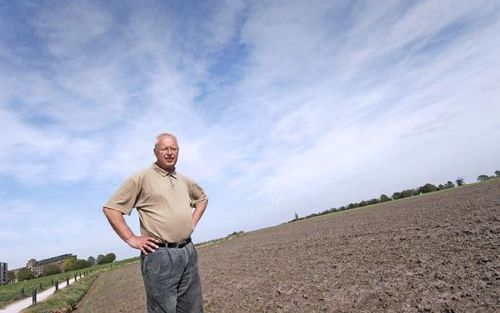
1, 0, 499, 269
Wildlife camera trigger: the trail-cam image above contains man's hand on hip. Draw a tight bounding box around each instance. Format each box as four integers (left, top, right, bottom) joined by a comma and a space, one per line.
126, 235, 160, 255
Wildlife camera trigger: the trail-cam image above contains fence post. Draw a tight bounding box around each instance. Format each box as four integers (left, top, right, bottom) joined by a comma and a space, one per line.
66, 277, 69, 286
21, 287, 25, 297
32, 289, 37, 304
55, 279, 59, 291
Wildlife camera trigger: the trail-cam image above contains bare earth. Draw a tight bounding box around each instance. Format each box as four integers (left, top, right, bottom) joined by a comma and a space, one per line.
75, 180, 499, 313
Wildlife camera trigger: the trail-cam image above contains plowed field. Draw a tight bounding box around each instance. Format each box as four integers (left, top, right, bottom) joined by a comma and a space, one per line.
75, 180, 499, 313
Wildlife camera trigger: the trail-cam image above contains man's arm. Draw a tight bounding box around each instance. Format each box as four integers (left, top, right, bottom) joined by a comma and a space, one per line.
103, 207, 159, 255
192, 199, 208, 229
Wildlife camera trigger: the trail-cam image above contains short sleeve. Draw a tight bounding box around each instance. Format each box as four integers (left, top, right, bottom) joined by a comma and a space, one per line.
187, 179, 208, 208
103, 173, 143, 215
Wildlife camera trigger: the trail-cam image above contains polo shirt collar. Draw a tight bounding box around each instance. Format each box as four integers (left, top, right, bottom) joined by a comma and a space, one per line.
153, 163, 177, 178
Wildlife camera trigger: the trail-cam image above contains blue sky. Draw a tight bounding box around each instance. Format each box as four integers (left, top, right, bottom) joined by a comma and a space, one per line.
1, 0, 499, 269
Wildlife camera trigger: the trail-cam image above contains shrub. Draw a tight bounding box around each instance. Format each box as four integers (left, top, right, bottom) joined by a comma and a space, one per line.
477, 175, 490, 182
420, 183, 438, 193
17, 268, 34, 281
63, 257, 76, 271
392, 192, 401, 200
401, 189, 415, 198
380, 194, 391, 202
43, 264, 62, 276
73, 259, 91, 270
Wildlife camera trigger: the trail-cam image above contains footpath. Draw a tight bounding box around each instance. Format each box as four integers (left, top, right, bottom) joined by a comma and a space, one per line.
0, 276, 81, 313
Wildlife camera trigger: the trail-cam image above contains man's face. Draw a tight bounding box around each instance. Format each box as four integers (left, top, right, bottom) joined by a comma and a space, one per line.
154, 136, 179, 171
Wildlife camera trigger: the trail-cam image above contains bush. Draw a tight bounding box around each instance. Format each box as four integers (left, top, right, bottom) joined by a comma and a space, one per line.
17, 268, 34, 281
73, 259, 91, 270
63, 257, 76, 271
380, 194, 391, 202
392, 192, 401, 200
420, 183, 438, 193
43, 264, 62, 276
477, 174, 490, 182
401, 189, 416, 198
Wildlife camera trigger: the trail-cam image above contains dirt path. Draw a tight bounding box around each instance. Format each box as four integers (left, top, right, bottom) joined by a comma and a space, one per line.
76, 180, 500, 312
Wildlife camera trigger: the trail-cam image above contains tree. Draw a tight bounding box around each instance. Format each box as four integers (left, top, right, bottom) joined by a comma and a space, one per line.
97, 253, 116, 265
87, 256, 96, 266
456, 177, 464, 186
17, 268, 34, 281
392, 192, 401, 200
73, 259, 91, 270
420, 183, 438, 194
367, 198, 379, 205
446, 181, 455, 188
8, 271, 16, 282
106, 253, 116, 263
62, 256, 77, 271
401, 189, 415, 198
380, 194, 391, 202
96, 254, 105, 264
43, 264, 62, 276
477, 175, 489, 182
495, 170, 500, 177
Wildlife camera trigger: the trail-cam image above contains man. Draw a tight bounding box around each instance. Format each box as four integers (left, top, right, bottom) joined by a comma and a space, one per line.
103, 133, 208, 313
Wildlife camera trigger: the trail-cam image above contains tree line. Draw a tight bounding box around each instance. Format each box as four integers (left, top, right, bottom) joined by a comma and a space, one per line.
14, 253, 116, 282
291, 170, 499, 222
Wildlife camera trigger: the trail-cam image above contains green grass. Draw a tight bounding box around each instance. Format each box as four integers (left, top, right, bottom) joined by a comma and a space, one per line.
0, 257, 139, 309
0, 269, 92, 309
21, 274, 97, 313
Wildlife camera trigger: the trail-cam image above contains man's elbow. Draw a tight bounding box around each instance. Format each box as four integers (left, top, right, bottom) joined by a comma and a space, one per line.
103, 207, 116, 218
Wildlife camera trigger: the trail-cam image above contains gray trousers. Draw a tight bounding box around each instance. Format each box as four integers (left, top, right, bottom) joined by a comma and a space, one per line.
140, 242, 204, 313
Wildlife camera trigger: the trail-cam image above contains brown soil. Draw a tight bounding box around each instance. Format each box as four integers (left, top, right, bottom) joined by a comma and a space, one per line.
75, 180, 499, 313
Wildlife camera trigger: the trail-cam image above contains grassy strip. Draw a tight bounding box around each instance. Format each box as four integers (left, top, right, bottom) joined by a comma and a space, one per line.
0, 269, 94, 309
21, 274, 97, 313
18, 258, 139, 313
0, 257, 139, 309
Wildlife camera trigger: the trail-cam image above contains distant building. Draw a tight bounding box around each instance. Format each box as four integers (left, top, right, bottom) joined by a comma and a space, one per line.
0, 262, 7, 285
26, 254, 74, 277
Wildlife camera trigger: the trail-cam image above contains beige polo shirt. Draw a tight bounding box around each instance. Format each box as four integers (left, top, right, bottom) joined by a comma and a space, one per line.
104, 163, 208, 243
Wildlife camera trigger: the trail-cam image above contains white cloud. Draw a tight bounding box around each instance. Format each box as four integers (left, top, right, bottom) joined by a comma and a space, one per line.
0, 1, 499, 268
32, 1, 113, 57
